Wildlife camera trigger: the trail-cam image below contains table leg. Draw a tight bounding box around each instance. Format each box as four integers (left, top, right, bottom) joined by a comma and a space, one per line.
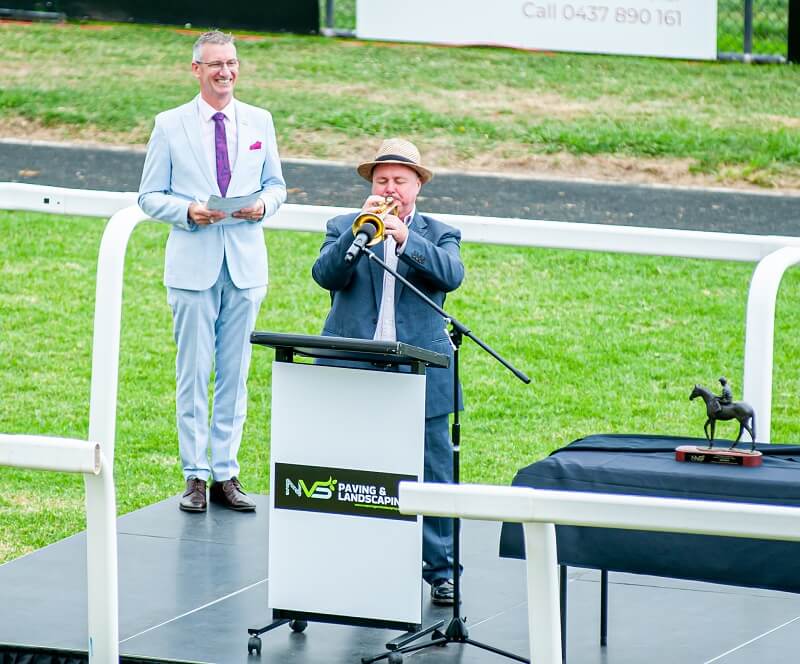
560, 565, 567, 663
600, 569, 608, 647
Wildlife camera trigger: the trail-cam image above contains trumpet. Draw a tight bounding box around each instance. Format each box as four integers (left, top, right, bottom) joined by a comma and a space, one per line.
351, 196, 399, 247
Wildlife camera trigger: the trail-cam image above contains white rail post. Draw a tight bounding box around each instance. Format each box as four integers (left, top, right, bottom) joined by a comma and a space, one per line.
522, 522, 562, 664
87, 204, 151, 469
84, 204, 150, 663
742, 246, 800, 443
83, 466, 118, 662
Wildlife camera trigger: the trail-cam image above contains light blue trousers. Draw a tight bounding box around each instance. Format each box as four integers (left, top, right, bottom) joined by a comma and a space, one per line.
167, 259, 265, 482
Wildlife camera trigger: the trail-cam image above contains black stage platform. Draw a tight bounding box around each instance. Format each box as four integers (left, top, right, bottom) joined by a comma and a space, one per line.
1, 495, 800, 663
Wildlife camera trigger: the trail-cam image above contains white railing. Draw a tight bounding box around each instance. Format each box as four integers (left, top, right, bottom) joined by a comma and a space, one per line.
2, 180, 800, 659
0, 182, 135, 662
3, 181, 800, 259
4, 181, 799, 440
269, 203, 800, 261
0, 182, 137, 217
0, 435, 118, 662
399, 482, 800, 664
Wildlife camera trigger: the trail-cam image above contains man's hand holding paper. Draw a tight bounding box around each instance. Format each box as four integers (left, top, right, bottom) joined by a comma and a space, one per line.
188, 199, 226, 226
206, 191, 265, 224
231, 197, 265, 222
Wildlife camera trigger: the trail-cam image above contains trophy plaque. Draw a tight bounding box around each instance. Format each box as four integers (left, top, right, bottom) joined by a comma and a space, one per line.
675, 444, 762, 467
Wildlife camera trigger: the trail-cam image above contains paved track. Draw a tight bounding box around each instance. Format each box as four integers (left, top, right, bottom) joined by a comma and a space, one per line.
2, 140, 799, 236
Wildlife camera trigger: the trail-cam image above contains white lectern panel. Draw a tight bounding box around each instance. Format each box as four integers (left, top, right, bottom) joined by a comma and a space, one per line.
269, 362, 426, 624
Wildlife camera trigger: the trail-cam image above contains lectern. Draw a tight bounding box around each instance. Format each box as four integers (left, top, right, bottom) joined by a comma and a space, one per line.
247, 332, 449, 654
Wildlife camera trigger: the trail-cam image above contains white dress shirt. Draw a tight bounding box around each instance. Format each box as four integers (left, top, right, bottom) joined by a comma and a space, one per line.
373, 208, 415, 342
197, 96, 238, 175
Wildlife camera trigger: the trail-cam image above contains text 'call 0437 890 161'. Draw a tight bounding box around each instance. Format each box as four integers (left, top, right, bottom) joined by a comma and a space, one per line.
522, 2, 683, 27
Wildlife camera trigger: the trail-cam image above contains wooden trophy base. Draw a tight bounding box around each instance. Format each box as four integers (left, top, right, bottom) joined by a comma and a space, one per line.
675, 445, 763, 467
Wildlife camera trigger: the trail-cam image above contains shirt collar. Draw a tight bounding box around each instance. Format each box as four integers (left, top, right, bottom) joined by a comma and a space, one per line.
197, 95, 236, 124
404, 206, 416, 226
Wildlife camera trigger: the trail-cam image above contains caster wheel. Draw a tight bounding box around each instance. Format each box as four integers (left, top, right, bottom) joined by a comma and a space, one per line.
388, 652, 403, 664
289, 619, 308, 633
248, 635, 262, 656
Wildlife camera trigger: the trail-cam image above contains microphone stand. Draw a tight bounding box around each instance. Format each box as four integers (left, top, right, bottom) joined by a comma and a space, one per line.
360, 245, 530, 664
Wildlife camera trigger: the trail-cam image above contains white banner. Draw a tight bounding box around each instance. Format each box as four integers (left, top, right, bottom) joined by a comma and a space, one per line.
356, 0, 717, 60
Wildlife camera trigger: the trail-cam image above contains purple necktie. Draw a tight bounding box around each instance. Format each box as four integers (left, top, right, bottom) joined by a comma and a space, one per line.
212, 112, 231, 197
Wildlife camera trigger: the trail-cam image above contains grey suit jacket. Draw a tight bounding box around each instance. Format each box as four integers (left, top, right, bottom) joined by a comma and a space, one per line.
312, 211, 465, 418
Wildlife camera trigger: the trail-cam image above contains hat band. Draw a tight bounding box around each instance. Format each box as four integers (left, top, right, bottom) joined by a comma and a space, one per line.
375, 154, 417, 165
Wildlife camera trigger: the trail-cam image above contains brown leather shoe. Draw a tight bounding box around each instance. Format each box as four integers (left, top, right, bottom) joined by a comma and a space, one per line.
179, 477, 207, 512
210, 476, 256, 512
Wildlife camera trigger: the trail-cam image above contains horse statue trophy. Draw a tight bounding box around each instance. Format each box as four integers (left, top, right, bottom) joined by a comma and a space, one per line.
676, 379, 762, 466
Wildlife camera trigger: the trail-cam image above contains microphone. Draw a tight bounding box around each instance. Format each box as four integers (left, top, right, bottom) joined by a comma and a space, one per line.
344, 220, 380, 265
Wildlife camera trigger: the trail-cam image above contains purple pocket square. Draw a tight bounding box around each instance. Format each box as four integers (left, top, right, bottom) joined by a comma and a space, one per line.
249, 141, 262, 151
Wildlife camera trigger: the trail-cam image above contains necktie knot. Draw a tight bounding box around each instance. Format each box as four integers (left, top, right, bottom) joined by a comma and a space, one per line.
212, 112, 225, 123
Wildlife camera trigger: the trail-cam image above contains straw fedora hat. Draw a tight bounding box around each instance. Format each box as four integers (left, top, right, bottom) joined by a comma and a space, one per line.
357, 138, 433, 184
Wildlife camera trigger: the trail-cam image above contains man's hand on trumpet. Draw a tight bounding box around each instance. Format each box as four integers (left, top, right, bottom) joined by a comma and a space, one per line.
361, 194, 389, 214
361, 195, 409, 248
381, 211, 408, 247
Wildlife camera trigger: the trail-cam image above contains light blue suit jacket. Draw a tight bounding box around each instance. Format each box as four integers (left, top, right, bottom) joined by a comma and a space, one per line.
312, 212, 465, 419
138, 96, 286, 291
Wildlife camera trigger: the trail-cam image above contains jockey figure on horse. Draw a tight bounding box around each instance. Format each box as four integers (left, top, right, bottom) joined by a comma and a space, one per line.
690, 379, 756, 451
712, 377, 733, 415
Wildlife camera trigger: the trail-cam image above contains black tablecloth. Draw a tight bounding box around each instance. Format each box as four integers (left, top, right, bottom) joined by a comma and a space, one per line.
499, 434, 800, 593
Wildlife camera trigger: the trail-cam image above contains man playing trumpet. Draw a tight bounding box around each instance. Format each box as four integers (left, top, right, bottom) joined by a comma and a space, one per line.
312, 138, 465, 605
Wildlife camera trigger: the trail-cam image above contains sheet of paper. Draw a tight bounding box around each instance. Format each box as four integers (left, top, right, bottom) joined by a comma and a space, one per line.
206, 192, 262, 224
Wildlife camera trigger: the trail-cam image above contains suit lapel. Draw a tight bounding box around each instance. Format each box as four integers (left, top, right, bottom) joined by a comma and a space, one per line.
394, 212, 428, 302
227, 100, 252, 197
181, 99, 217, 194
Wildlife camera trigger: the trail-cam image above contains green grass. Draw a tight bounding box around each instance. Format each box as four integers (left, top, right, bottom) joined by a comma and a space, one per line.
320, 0, 355, 30
717, 0, 788, 56
3, 210, 800, 562
2, 21, 800, 188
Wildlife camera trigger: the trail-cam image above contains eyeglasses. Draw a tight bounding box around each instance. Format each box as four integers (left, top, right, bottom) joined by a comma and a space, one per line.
195, 59, 240, 71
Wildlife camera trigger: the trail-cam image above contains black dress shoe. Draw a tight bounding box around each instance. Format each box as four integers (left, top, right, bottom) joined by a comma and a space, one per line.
179, 477, 207, 512
431, 579, 455, 606
210, 477, 256, 512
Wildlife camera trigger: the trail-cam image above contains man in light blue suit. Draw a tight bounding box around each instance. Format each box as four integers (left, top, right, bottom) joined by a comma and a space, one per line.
312, 138, 464, 605
139, 30, 286, 513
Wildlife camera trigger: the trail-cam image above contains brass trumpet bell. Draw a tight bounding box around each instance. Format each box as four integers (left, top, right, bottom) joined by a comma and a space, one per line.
351, 197, 399, 246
